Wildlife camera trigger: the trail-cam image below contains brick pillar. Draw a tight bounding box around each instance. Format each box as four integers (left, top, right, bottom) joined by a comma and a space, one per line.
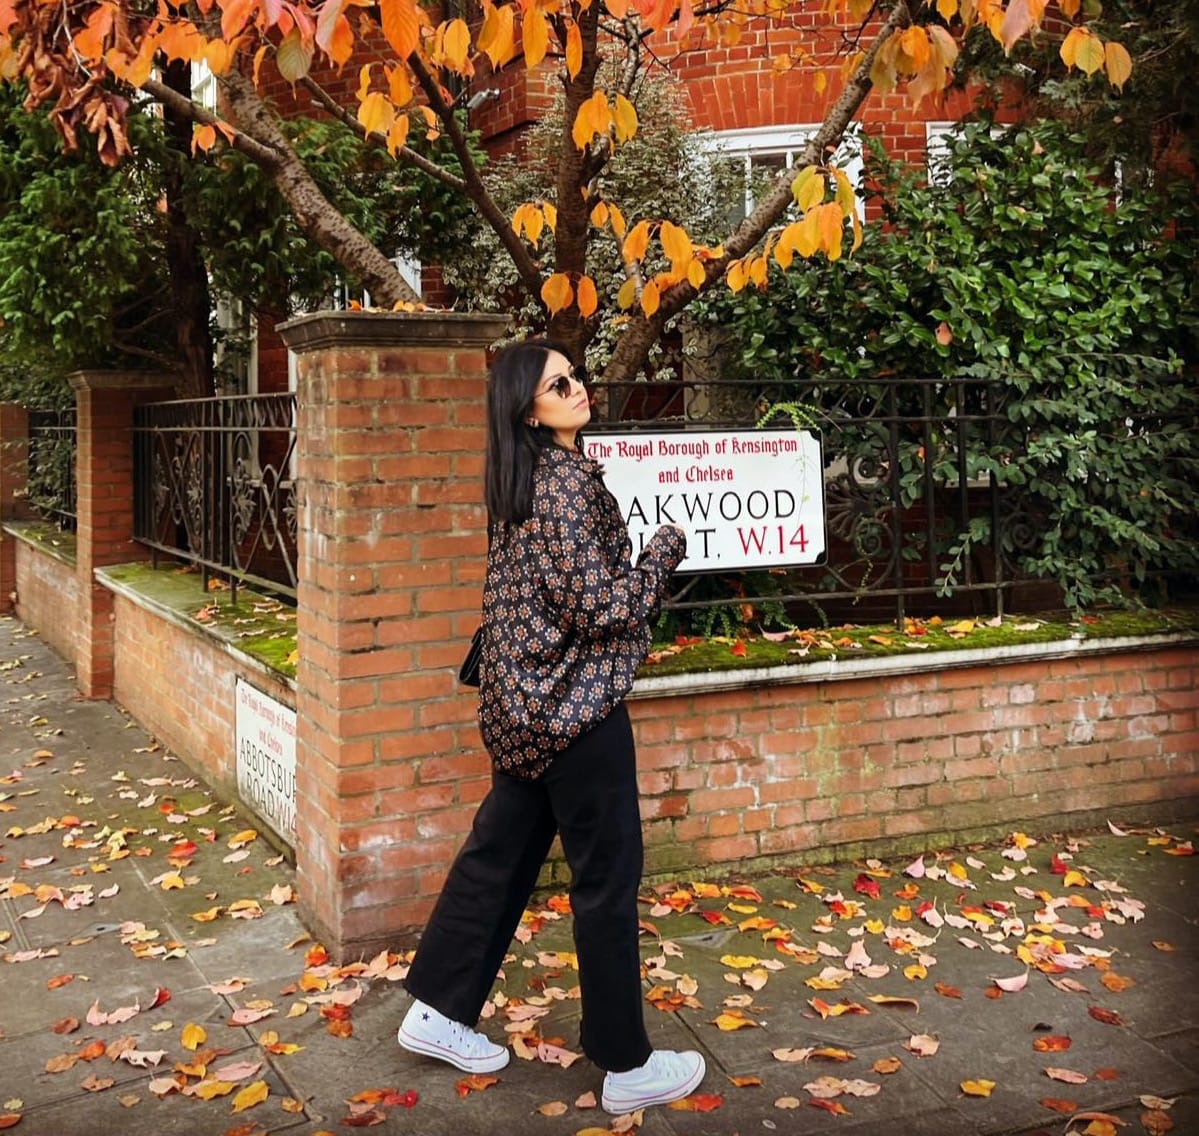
0, 403, 30, 613
280, 311, 509, 959
70, 372, 175, 698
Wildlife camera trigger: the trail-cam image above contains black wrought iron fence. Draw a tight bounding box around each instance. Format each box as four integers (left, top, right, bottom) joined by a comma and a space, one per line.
27, 410, 77, 532
133, 394, 298, 602
586, 372, 1042, 629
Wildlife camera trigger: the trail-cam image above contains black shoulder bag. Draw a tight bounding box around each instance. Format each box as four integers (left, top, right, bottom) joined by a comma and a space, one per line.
458, 521, 493, 687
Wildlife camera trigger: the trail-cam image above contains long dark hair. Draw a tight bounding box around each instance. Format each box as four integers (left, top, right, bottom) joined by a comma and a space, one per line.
485, 338, 576, 524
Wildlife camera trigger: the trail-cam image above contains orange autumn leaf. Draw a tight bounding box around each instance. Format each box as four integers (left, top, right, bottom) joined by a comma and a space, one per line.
934, 982, 962, 999
1041, 1098, 1079, 1113
1099, 973, 1135, 993
78, 1039, 107, 1061
729, 1075, 762, 1087
1033, 1035, 1072, 1052
809, 1098, 850, 1115
668, 1093, 723, 1112
1088, 1006, 1124, 1026
455, 1074, 499, 1097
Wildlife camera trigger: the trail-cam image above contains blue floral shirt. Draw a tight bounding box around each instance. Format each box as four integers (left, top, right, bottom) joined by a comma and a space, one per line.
477, 444, 686, 779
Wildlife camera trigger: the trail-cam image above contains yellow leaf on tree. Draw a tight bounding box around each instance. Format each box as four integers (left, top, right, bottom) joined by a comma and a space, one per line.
1104, 41, 1132, 91
622, 220, 651, 263
608, 203, 627, 239
356, 91, 396, 136
441, 18, 471, 73
576, 275, 598, 318
191, 124, 217, 155
590, 202, 610, 229
523, 8, 550, 68
387, 64, 412, 106
640, 279, 660, 317
230, 1079, 270, 1112
616, 277, 638, 310
181, 1023, 206, 1051
818, 201, 844, 261
794, 210, 820, 258
565, 21, 583, 80
791, 166, 824, 212
612, 94, 638, 143
541, 273, 574, 315
477, 3, 515, 69
659, 221, 692, 269
386, 115, 410, 157
727, 260, 747, 292
1061, 26, 1105, 76
687, 257, 707, 289
379, 0, 421, 59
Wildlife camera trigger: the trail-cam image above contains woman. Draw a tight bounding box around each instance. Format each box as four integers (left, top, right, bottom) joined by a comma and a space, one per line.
399, 339, 705, 1114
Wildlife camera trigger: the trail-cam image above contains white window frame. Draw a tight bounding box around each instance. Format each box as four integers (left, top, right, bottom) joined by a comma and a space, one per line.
701, 123, 865, 221
925, 120, 1009, 186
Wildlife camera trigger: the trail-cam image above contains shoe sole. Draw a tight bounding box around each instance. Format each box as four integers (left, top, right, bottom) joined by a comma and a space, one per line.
398, 1028, 510, 1074
601, 1058, 706, 1114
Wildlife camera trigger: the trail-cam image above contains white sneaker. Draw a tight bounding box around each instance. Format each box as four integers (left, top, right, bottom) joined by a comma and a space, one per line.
601, 1048, 706, 1113
398, 999, 510, 1073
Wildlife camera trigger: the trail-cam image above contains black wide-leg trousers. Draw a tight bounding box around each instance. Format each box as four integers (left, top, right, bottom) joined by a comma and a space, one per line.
403, 704, 653, 1073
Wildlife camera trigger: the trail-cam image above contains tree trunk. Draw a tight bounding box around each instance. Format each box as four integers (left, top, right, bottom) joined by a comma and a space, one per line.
600, 2, 911, 384
218, 70, 420, 308
163, 60, 215, 399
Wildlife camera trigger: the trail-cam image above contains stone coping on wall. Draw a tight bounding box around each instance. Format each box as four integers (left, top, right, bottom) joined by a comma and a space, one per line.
95, 564, 297, 699
629, 630, 1199, 698
84, 553, 1199, 705
277, 309, 511, 352
3, 521, 78, 568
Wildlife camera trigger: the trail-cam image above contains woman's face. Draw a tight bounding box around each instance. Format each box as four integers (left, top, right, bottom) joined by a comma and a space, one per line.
530, 349, 590, 448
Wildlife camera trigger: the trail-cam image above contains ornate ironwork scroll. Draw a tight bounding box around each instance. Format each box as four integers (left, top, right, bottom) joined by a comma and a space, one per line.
585, 371, 1027, 626
133, 394, 297, 601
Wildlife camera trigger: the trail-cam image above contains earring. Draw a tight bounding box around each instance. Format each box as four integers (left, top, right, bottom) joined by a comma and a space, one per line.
527, 418, 539, 428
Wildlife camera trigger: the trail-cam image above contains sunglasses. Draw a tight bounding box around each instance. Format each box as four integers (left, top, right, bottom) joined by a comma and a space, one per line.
538, 367, 583, 400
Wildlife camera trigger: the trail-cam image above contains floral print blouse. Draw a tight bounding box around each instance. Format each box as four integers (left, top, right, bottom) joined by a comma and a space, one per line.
477, 443, 686, 779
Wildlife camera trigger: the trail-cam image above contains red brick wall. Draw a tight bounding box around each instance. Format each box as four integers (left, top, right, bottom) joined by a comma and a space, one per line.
12, 541, 79, 665
108, 592, 296, 806
630, 650, 1199, 873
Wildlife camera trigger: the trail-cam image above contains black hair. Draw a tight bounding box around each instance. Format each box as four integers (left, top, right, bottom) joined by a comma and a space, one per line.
484, 338, 576, 525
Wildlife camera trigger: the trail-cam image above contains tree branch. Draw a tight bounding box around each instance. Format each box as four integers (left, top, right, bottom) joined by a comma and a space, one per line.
215, 68, 419, 305
601, 0, 913, 382
298, 75, 468, 192
408, 53, 546, 304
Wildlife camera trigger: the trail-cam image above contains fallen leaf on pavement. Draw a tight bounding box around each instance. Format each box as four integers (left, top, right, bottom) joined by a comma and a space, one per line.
905, 1034, 940, 1057
1088, 1007, 1124, 1026
230, 1081, 269, 1113
667, 1094, 722, 1111
455, 1075, 499, 1098
536, 1102, 567, 1116
1045, 1068, 1089, 1084
961, 1079, 995, 1097
1041, 1097, 1079, 1112
1141, 1110, 1174, 1135
1033, 1036, 1072, 1051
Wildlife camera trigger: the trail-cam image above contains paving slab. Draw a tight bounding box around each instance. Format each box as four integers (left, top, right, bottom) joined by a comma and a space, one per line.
3, 614, 1198, 1136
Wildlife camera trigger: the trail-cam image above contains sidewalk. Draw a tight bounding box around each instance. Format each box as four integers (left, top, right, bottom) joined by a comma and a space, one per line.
1, 611, 1196, 1136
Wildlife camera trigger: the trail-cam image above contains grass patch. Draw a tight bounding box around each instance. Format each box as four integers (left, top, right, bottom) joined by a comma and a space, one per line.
640, 605, 1199, 678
